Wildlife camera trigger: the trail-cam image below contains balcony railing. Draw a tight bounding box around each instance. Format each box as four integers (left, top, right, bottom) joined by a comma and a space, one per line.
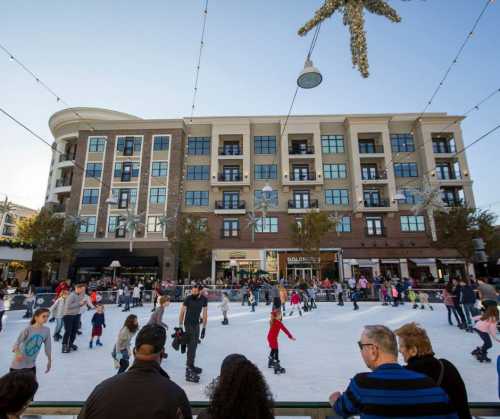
433, 143, 457, 154
217, 173, 242, 182
289, 145, 314, 155
288, 199, 319, 209
365, 226, 386, 237
218, 146, 242, 156
55, 178, 72, 187
364, 198, 390, 208
359, 144, 384, 154
361, 172, 387, 180
290, 172, 316, 181
443, 198, 464, 207
220, 229, 240, 239
215, 200, 246, 210
52, 203, 66, 213
436, 172, 461, 180
58, 153, 75, 162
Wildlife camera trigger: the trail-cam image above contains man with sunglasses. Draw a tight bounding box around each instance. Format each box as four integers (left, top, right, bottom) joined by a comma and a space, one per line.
328, 325, 458, 418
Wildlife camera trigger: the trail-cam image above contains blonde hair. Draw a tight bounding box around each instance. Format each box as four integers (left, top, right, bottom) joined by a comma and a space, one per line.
394, 322, 433, 356
159, 295, 170, 305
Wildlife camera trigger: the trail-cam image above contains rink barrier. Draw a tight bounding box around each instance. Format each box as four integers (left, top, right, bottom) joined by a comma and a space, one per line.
5, 287, 447, 311
24, 401, 500, 418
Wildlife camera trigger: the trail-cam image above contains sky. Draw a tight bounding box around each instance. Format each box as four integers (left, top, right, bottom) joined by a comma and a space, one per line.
0, 0, 499, 215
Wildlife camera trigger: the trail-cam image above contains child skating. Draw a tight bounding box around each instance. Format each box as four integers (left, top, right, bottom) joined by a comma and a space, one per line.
147, 295, 170, 329
407, 288, 418, 309
248, 291, 256, 312
219, 292, 229, 325
267, 309, 295, 374
418, 291, 433, 310
471, 306, 500, 363
89, 304, 106, 348
288, 290, 302, 316
50, 289, 68, 341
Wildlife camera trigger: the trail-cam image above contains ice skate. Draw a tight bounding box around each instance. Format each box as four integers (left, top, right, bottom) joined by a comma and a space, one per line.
471, 347, 481, 356
186, 367, 200, 383
192, 365, 203, 374
273, 361, 286, 374
62, 344, 70, 353
96, 340, 103, 346
89, 341, 93, 349
268, 357, 274, 368
70, 344, 78, 351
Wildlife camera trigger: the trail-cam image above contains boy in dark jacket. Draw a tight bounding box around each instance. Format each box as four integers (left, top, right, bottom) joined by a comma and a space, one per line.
89, 304, 106, 348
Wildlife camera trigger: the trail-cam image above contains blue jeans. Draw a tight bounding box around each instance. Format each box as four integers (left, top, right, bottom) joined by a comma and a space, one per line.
253, 290, 260, 305
117, 350, 130, 374
54, 318, 64, 336
462, 303, 475, 327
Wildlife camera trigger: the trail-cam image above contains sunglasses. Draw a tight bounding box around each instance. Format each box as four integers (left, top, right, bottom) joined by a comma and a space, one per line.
357, 341, 376, 351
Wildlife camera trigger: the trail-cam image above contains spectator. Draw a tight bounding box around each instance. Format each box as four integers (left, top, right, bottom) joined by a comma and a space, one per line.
395, 322, 471, 419
198, 354, 274, 419
79, 325, 192, 419
0, 370, 39, 419
477, 278, 498, 310
328, 325, 458, 418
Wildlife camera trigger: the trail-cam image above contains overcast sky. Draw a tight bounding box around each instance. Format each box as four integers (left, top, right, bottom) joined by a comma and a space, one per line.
1, 0, 499, 216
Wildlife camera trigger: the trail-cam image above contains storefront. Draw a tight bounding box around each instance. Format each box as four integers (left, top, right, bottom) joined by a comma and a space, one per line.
345, 259, 379, 280
277, 249, 340, 282
379, 259, 401, 279
212, 249, 265, 284
437, 258, 467, 281
408, 258, 438, 282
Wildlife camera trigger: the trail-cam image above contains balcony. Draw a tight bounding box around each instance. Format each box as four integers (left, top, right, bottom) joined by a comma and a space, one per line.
359, 144, 384, 155
365, 226, 386, 237
217, 173, 243, 182
290, 172, 316, 181
220, 229, 240, 239
56, 178, 72, 187
289, 145, 314, 155
288, 199, 319, 214
218, 146, 242, 156
58, 153, 75, 163
214, 200, 246, 215
363, 198, 390, 208
436, 172, 462, 181
52, 203, 66, 214
361, 172, 388, 183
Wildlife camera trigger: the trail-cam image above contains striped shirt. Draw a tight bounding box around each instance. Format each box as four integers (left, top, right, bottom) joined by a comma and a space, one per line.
333, 363, 458, 419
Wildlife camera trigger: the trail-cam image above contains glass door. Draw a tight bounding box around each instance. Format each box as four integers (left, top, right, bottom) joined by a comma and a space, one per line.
361, 165, 377, 180
222, 219, 239, 237
292, 165, 309, 180
121, 163, 132, 182
293, 191, 310, 209
366, 217, 383, 236
118, 189, 130, 209
223, 166, 240, 181
223, 192, 240, 209
363, 190, 380, 207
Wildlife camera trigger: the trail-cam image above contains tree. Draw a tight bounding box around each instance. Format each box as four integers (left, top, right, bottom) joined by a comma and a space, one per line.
16, 208, 78, 283
434, 207, 500, 263
169, 215, 211, 281
289, 211, 337, 278
298, 0, 405, 78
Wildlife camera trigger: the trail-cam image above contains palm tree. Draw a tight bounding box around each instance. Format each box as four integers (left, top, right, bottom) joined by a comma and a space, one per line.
118, 210, 145, 252
298, 0, 403, 77
412, 184, 449, 242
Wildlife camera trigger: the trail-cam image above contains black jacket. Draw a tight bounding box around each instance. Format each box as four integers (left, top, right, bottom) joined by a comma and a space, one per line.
461, 285, 476, 304
405, 355, 471, 419
78, 360, 192, 419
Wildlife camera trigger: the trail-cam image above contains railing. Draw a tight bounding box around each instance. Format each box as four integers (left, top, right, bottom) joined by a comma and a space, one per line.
289, 145, 314, 155
443, 198, 464, 207
217, 172, 242, 182
436, 172, 461, 180
363, 198, 390, 208
218, 146, 242, 156
23, 401, 500, 418
215, 200, 246, 210
55, 178, 72, 187
58, 153, 75, 163
359, 144, 384, 154
288, 199, 319, 209
290, 172, 316, 181
361, 171, 387, 180
51, 203, 66, 213
433, 143, 457, 154
364, 226, 386, 237
220, 228, 240, 239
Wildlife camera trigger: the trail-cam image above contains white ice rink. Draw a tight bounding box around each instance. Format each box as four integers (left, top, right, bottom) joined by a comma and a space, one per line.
0, 302, 498, 403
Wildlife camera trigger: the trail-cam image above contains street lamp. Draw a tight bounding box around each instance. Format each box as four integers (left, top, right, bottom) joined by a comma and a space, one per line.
109, 260, 121, 284
262, 183, 273, 193
297, 58, 322, 89
105, 195, 118, 205
229, 259, 238, 285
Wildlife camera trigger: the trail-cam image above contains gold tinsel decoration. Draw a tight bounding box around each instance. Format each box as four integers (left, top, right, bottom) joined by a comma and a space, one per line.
298, 0, 402, 78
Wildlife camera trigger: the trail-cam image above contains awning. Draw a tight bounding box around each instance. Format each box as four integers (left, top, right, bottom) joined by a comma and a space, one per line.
358, 259, 379, 267
74, 256, 159, 268
410, 258, 436, 266
439, 259, 465, 265
380, 259, 400, 264
344, 259, 358, 265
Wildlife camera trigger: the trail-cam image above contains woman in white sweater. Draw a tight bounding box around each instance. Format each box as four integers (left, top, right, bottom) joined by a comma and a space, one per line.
113, 314, 139, 374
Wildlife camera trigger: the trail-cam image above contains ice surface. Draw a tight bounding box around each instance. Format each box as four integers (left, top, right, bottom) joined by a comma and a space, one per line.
0, 302, 498, 403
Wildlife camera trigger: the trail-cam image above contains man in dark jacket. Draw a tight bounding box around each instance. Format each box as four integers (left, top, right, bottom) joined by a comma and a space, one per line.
460, 279, 477, 332
452, 279, 467, 329
78, 325, 192, 419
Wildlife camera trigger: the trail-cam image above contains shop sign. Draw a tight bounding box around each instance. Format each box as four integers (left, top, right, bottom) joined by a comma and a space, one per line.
287, 256, 320, 264
229, 251, 247, 259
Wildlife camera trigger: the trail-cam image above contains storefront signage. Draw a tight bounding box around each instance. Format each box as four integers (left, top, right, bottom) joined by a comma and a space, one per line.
229, 251, 247, 259
287, 256, 320, 264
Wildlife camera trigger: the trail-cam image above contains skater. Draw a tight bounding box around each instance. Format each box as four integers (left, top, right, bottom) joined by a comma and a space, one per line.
288, 290, 302, 316
335, 281, 344, 306
62, 283, 86, 354
381, 283, 389, 306
419, 291, 433, 310
391, 284, 399, 307
148, 295, 170, 329
11, 308, 52, 375
460, 279, 477, 333
23, 284, 36, 319
0, 289, 5, 333
407, 287, 418, 309
113, 314, 139, 374
472, 306, 500, 363
279, 285, 288, 315
117, 286, 124, 308
271, 283, 281, 310
351, 287, 360, 311
219, 292, 230, 325
443, 283, 461, 326
77, 291, 94, 336
308, 285, 317, 310
49, 289, 68, 342
178, 284, 208, 383
122, 285, 131, 312
267, 309, 295, 374
248, 290, 256, 312
89, 304, 106, 349
132, 284, 141, 308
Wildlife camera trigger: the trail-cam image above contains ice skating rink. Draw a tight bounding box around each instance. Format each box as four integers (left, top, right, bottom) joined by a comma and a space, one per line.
0, 302, 498, 403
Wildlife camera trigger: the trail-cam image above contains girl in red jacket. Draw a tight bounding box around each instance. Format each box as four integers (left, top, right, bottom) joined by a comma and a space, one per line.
267, 309, 295, 374
288, 290, 302, 317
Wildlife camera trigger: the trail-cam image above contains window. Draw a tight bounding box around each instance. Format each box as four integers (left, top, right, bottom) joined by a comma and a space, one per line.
88, 137, 106, 153
255, 217, 278, 233
114, 162, 140, 179
222, 219, 239, 238
321, 135, 344, 154
86, 163, 102, 179
400, 215, 425, 232
147, 216, 163, 233
108, 216, 125, 237
432, 136, 456, 154
325, 189, 349, 205
185, 191, 209, 206
336, 216, 351, 233
80, 216, 96, 233
255, 164, 277, 180
391, 134, 415, 153
399, 188, 421, 205
394, 162, 418, 177
323, 164, 347, 179
254, 136, 277, 154
152, 162, 168, 177
186, 165, 209, 180
153, 136, 169, 151
82, 189, 99, 205
254, 190, 279, 208
150, 188, 167, 204
358, 140, 377, 154
117, 136, 142, 155
366, 217, 384, 236
188, 137, 210, 155
111, 188, 138, 208
292, 191, 311, 209
222, 192, 240, 209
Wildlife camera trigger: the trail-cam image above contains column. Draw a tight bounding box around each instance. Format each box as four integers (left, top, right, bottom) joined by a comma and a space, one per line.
400, 259, 409, 278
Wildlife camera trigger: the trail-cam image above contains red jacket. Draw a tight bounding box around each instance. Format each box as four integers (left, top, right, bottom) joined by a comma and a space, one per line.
290, 293, 301, 305
55, 282, 69, 299
267, 319, 293, 349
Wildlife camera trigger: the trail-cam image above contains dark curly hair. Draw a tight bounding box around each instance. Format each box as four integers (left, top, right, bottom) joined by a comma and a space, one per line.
0, 370, 38, 414
206, 358, 274, 419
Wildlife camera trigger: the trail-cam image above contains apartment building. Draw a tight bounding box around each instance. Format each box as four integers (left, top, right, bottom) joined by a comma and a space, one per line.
0, 202, 37, 238
46, 108, 475, 283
